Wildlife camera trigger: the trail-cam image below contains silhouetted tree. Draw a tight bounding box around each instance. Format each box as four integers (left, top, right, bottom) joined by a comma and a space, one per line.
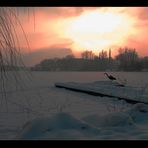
140, 56, 148, 70
115, 47, 142, 71
65, 54, 75, 59
0, 8, 34, 111
81, 50, 95, 60
99, 50, 108, 59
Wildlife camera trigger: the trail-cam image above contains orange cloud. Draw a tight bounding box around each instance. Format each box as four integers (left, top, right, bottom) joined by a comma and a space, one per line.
14, 7, 148, 65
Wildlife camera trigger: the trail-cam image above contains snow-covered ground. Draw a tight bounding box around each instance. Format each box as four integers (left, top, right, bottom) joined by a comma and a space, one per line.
0, 71, 148, 140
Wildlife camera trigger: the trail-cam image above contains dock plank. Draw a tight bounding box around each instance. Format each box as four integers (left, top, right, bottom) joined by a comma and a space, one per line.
55, 82, 148, 105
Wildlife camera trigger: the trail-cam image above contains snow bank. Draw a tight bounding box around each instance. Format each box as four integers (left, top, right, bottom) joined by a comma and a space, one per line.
124, 103, 148, 124
82, 112, 134, 128
128, 103, 148, 113
17, 113, 100, 140
83, 103, 148, 129
1, 72, 148, 140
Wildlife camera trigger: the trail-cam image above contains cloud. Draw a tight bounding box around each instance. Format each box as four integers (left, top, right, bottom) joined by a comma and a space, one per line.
17, 7, 93, 19
15, 7, 148, 65
22, 47, 73, 66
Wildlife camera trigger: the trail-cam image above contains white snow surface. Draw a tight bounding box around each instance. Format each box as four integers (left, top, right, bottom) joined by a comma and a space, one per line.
0, 71, 148, 140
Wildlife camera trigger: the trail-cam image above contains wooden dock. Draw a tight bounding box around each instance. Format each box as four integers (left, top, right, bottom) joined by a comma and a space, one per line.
55, 82, 148, 105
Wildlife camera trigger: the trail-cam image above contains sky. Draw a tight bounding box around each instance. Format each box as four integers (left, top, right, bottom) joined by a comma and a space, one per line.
15, 7, 148, 66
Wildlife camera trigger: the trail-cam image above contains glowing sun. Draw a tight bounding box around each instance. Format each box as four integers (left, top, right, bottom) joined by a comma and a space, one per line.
64, 9, 136, 54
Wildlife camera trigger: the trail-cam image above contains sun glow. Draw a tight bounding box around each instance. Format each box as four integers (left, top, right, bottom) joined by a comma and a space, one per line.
63, 9, 136, 54
70, 12, 122, 33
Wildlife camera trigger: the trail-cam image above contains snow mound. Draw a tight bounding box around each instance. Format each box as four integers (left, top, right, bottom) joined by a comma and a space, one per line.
17, 113, 100, 140
124, 103, 148, 123
83, 103, 148, 128
82, 112, 134, 128
129, 103, 148, 113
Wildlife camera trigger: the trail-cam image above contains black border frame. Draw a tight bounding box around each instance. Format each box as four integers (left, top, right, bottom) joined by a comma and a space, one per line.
0, 0, 148, 7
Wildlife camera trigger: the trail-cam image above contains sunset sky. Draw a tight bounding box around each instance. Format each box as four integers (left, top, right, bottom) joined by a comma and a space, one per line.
16, 7, 148, 66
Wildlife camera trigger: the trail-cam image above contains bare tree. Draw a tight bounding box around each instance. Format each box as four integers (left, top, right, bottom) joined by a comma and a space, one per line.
0, 8, 30, 70
115, 47, 142, 71
99, 50, 108, 60
0, 7, 31, 111
81, 50, 95, 60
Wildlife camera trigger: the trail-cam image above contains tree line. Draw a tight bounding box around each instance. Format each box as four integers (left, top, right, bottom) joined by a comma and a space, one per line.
31, 47, 148, 72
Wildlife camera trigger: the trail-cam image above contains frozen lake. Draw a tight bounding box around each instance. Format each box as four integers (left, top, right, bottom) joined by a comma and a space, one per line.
0, 71, 148, 139
27, 71, 148, 86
